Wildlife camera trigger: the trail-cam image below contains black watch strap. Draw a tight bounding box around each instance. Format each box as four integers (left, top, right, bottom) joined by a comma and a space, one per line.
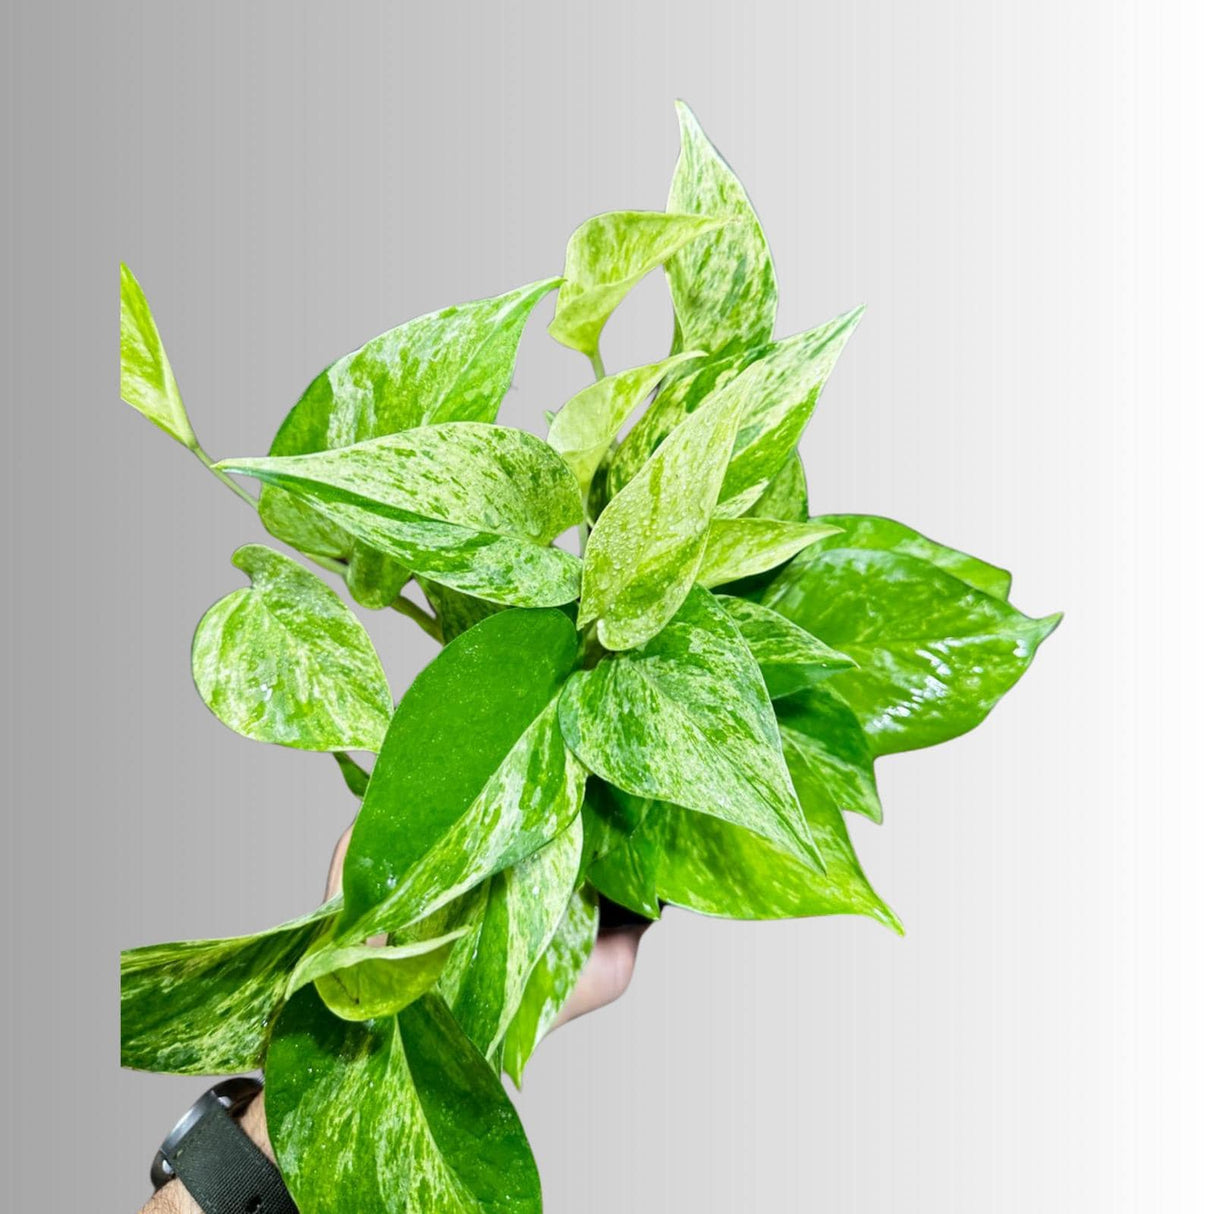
153, 1079, 297, 1214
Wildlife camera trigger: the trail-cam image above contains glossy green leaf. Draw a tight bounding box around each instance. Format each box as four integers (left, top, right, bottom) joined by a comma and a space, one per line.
665, 101, 777, 358
585, 784, 663, 920
745, 451, 809, 522
120, 900, 340, 1075
549, 212, 726, 357
777, 686, 883, 823
334, 751, 371, 798
715, 595, 855, 699
440, 818, 582, 1057
418, 577, 503, 643
642, 792, 898, 929
258, 279, 559, 597
501, 885, 599, 1087
765, 546, 1061, 755
119, 264, 197, 450
344, 544, 413, 610
340, 608, 586, 943
715, 307, 864, 515
811, 514, 1013, 600
560, 586, 820, 868
578, 385, 746, 650
266, 988, 541, 1213
697, 517, 839, 588
290, 929, 468, 1022
222, 424, 583, 607
546, 353, 702, 499
191, 545, 393, 752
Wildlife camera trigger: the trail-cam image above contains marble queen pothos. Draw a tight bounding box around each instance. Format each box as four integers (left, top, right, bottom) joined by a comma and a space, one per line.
119, 101, 1060, 1212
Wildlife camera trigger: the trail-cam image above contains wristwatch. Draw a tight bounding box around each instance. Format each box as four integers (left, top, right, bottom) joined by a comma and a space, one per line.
150, 1076, 297, 1213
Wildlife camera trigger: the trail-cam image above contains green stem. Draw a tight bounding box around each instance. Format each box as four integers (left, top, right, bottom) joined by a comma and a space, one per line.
389, 593, 444, 641
192, 444, 259, 510
190, 441, 441, 641
589, 348, 606, 381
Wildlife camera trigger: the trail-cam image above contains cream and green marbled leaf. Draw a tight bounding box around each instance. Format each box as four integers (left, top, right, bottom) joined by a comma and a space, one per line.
560, 586, 821, 868
266, 988, 542, 1213
715, 595, 855, 699
578, 384, 746, 650
222, 424, 584, 607
548, 211, 726, 358
120, 899, 341, 1075
697, 517, 839, 588
287, 926, 470, 1022
439, 818, 583, 1058
119, 264, 197, 450
745, 451, 809, 522
715, 306, 865, 515
259, 278, 559, 599
765, 546, 1062, 755
340, 609, 586, 944
191, 545, 393, 752
500, 884, 599, 1087
546, 353, 702, 499
666, 101, 778, 358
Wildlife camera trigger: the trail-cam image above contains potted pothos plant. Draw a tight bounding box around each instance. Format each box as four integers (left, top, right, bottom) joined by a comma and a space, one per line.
120, 102, 1059, 1211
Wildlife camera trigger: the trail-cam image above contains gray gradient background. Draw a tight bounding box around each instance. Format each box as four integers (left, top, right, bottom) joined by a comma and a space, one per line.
3, 1, 1208, 1210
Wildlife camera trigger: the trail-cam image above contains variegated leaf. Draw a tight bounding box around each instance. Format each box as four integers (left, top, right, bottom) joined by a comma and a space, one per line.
287, 925, 469, 1022
266, 988, 541, 1213
715, 307, 864, 515
585, 783, 663, 919
745, 451, 809, 522
696, 517, 839, 588
439, 818, 583, 1058
578, 385, 746, 650
119, 264, 197, 449
222, 424, 584, 607
418, 577, 503, 643
560, 586, 821, 868
191, 545, 393, 752
546, 353, 702, 499
764, 546, 1061, 755
549, 211, 726, 358
500, 884, 599, 1087
259, 279, 559, 599
811, 513, 1014, 600
339, 609, 586, 944
120, 900, 340, 1075
715, 594, 855, 699
777, 686, 884, 823
666, 101, 778, 358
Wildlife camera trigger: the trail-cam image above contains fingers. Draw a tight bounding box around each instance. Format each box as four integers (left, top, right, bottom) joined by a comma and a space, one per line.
326, 823, 354, 900
551, 923, 649, 1029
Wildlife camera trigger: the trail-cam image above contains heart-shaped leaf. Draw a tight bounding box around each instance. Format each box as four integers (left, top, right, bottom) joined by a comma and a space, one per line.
549, 212, 726, 358
715, 595, 855, 699
119, 265, 197, 450
439, 818, 583, 1058
120, 900, 340, 1075
666, 101, 777, 358
578, 385, 745, 650
259, 278, 559, 599
697, 517, 839, 588
265, 988, 542, 1213
191, 545, 393, 752
765, 546, 1061, 755
500, 884, 599, 1087
340, 608, 586, 943
547, 353, 702, 498
561, 586, 820, 868
222, 424, 584, 607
